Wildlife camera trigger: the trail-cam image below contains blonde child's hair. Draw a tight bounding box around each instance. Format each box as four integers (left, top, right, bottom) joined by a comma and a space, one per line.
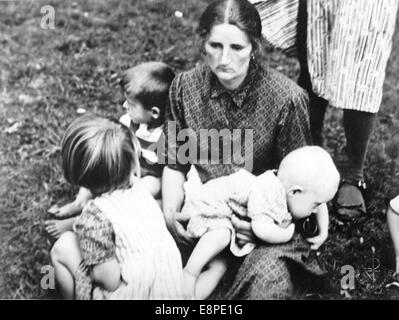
278, 146, 340, 194
61, 115, 141, 196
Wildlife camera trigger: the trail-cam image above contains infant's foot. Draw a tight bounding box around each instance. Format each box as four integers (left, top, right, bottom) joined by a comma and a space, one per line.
44, 219, 74, 239
48, 202, 82, 218
182, 270, 196, 300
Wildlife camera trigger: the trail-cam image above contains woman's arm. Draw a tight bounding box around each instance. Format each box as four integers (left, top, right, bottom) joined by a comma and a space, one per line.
276, 89, 312, 161
162, 167, 185, 218
161, 71, 195, 247
162, 166, 194, 247
90, 258, 121, 292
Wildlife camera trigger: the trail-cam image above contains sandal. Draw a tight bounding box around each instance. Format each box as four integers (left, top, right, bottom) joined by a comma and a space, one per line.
335, 179, 366, 221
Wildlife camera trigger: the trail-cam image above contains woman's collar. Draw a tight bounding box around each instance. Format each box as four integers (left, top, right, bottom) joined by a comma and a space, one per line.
208, 60, 259, 108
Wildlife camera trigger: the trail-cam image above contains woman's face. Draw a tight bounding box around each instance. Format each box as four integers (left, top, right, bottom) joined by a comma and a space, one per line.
204, 23, 253, 90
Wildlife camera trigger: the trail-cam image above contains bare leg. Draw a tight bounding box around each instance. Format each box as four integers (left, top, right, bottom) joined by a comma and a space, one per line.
195, 254, 228, 300
45, 217, 76, 239
50, 231, 82, 299
184, 228, 231, 299
48, 187, 92, 218
387, 207, 399, 274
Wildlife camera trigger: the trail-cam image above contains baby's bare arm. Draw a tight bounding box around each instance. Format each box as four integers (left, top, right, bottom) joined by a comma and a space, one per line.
91, 258, 121, 292
251, 216, 295, 244
315, 203, 329, 236
306, 203, 329, 250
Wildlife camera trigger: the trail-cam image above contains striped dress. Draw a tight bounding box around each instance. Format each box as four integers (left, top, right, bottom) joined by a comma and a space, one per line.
250, 0, 299, 55
253, 0, 399, 112
73, 179, 184, 300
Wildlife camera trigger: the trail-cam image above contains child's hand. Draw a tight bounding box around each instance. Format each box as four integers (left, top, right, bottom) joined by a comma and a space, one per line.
306, 231, 328, 250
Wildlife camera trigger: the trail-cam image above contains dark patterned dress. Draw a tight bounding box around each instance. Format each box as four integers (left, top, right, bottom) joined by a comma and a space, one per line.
164, 60, 328, 299
164, 61, 311, 183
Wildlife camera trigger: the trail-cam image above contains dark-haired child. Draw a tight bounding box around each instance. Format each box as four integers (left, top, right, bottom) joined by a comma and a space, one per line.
119, 61, 175, 198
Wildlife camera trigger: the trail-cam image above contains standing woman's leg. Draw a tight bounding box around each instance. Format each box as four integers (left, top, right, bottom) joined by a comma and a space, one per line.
343, 110, 377, 183
296, 0, 328, 146
299, 0, 398, 220
335, 110, 377, 219
330, 0, 398, 219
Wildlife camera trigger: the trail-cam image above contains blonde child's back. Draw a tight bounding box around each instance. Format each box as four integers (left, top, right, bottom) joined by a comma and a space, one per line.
77, 178, 184, 300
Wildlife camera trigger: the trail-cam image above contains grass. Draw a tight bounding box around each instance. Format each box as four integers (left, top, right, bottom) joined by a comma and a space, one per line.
0, 0, 399, 299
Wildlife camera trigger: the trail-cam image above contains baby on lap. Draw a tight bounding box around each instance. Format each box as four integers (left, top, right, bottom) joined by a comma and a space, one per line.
182, 146, 340, 299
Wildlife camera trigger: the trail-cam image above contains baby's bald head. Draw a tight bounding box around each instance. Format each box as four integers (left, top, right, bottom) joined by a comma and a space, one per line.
277, 146, 340, 198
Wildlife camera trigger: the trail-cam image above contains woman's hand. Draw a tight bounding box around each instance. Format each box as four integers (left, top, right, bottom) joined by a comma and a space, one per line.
165, 210, 195, 248
231, 214, 257, 247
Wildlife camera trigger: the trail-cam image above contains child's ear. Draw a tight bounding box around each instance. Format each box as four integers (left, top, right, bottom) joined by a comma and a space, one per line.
151, 106, 161, 120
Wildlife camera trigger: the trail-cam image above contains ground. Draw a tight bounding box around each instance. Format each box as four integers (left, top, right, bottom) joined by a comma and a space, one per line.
0, 0, 399, 299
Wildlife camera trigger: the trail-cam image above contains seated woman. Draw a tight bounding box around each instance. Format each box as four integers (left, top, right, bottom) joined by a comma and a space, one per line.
162, 0, 330, 299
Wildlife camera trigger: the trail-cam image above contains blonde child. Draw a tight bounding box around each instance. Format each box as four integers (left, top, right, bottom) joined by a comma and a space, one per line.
45, 61, 174, 238
50, 115, 184, 299
181, 146, 340, 299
